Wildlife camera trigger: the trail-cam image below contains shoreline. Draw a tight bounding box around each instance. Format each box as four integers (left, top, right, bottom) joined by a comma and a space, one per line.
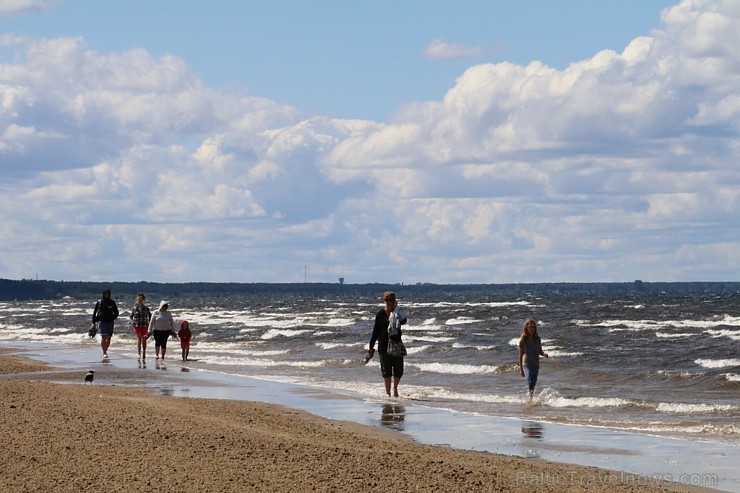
0, 345, 730, 493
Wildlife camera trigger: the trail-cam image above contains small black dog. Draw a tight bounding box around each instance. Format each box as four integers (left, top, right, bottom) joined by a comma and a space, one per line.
84, 370, 95, 384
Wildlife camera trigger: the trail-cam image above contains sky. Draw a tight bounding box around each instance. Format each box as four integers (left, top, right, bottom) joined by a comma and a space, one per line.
1, 0, 738, 285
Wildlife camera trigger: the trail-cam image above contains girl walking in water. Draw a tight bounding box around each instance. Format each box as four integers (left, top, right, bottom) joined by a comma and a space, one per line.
518, 318, 549, 397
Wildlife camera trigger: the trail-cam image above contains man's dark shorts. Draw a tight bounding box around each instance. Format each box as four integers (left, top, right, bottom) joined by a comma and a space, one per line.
380, 352, 404, 378
98, 321, 114, 337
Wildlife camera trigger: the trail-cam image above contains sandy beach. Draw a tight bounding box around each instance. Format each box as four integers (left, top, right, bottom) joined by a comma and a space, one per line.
0, 348, 719, 493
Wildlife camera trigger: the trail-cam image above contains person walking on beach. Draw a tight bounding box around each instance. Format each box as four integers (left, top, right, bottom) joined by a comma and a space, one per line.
178, 320, 192, 361
147, 301, 178, 360
518, 318, 549, 397
130, 292, 151, 361
367, 291, 407, 398
91, 289, 119, 358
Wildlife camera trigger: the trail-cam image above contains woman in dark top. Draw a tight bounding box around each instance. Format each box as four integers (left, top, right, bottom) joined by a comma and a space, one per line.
518, 318, 549, 397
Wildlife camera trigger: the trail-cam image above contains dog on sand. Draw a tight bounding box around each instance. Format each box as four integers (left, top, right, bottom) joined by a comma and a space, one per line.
84, 370, 95, 384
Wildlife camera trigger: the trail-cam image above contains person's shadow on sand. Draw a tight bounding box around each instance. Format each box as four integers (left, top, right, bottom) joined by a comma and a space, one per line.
380, 404, 406, 431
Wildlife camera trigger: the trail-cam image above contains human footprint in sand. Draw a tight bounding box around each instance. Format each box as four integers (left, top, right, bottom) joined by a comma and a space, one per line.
147, 301, 178, 360
518, 318, 549, 397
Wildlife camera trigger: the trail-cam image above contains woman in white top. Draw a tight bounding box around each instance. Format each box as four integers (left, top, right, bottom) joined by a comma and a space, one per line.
147, 301, 178, 360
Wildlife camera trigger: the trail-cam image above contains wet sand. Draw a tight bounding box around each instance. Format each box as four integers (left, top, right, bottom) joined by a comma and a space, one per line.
0, 348, 721, 493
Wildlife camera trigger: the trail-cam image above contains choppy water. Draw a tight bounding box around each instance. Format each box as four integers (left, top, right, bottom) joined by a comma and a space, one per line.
1, 290, 738, 446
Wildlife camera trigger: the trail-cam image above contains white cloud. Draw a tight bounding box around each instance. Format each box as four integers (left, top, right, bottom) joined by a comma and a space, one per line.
0, 0, 56, 15
423, 39, 485, 61
1, 0, 739, 283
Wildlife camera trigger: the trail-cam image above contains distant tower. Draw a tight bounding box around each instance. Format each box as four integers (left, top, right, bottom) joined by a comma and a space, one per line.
339, 277, 344, 285
304, 265, 307, 283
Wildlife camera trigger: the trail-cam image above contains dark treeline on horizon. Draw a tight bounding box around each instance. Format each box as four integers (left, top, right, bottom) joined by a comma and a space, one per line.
1, 278, 739, 302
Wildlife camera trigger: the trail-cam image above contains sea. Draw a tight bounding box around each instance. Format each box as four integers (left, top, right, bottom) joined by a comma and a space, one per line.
1, 288, 738, 449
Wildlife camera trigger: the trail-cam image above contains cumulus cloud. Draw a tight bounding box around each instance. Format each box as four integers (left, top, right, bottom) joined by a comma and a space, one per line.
1, 0, 739, 283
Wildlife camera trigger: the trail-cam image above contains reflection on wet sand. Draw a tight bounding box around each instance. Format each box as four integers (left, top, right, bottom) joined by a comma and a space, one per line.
521, 421, 543, 439
381, 404, 406, 431
158, 387, 175, 397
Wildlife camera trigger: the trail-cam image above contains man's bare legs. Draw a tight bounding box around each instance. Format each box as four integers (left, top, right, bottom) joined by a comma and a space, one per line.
384, 377, 401, 397
101, 335, 111, 357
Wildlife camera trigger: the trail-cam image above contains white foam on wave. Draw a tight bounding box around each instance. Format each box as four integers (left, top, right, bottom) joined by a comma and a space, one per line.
261, 328, 313, 340
415, 388, 524, 405
42, 306, 87, 317
405, 345, 431, 355
180, 309, 258, 324
237, 327, 260, 334
706, 328, 740, 341
546, 349, 583, 357
445, 317, 480, 326
543, 394, 637, 409
191, 342, 289, 356
716, 314, 740, 325
405, 335, 455, 343
0, 329, 91, 344
655, 332, 695, 339
204, 354, 329, 368
404, 324, 444, 333
694, 358, 740, 369
725, 373, 740, 382
560, 418, 740, 438
410, 300, 533, 309
316, 342, 357, 350
451, 342, 495, 351
246, 318, 306, 329
183, 309, 357, 330
656, 402, 736, 414
408, 362, 505, 375
580, 316, 740, 333
656, 369, 695, 378
319, 317, 356, 327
